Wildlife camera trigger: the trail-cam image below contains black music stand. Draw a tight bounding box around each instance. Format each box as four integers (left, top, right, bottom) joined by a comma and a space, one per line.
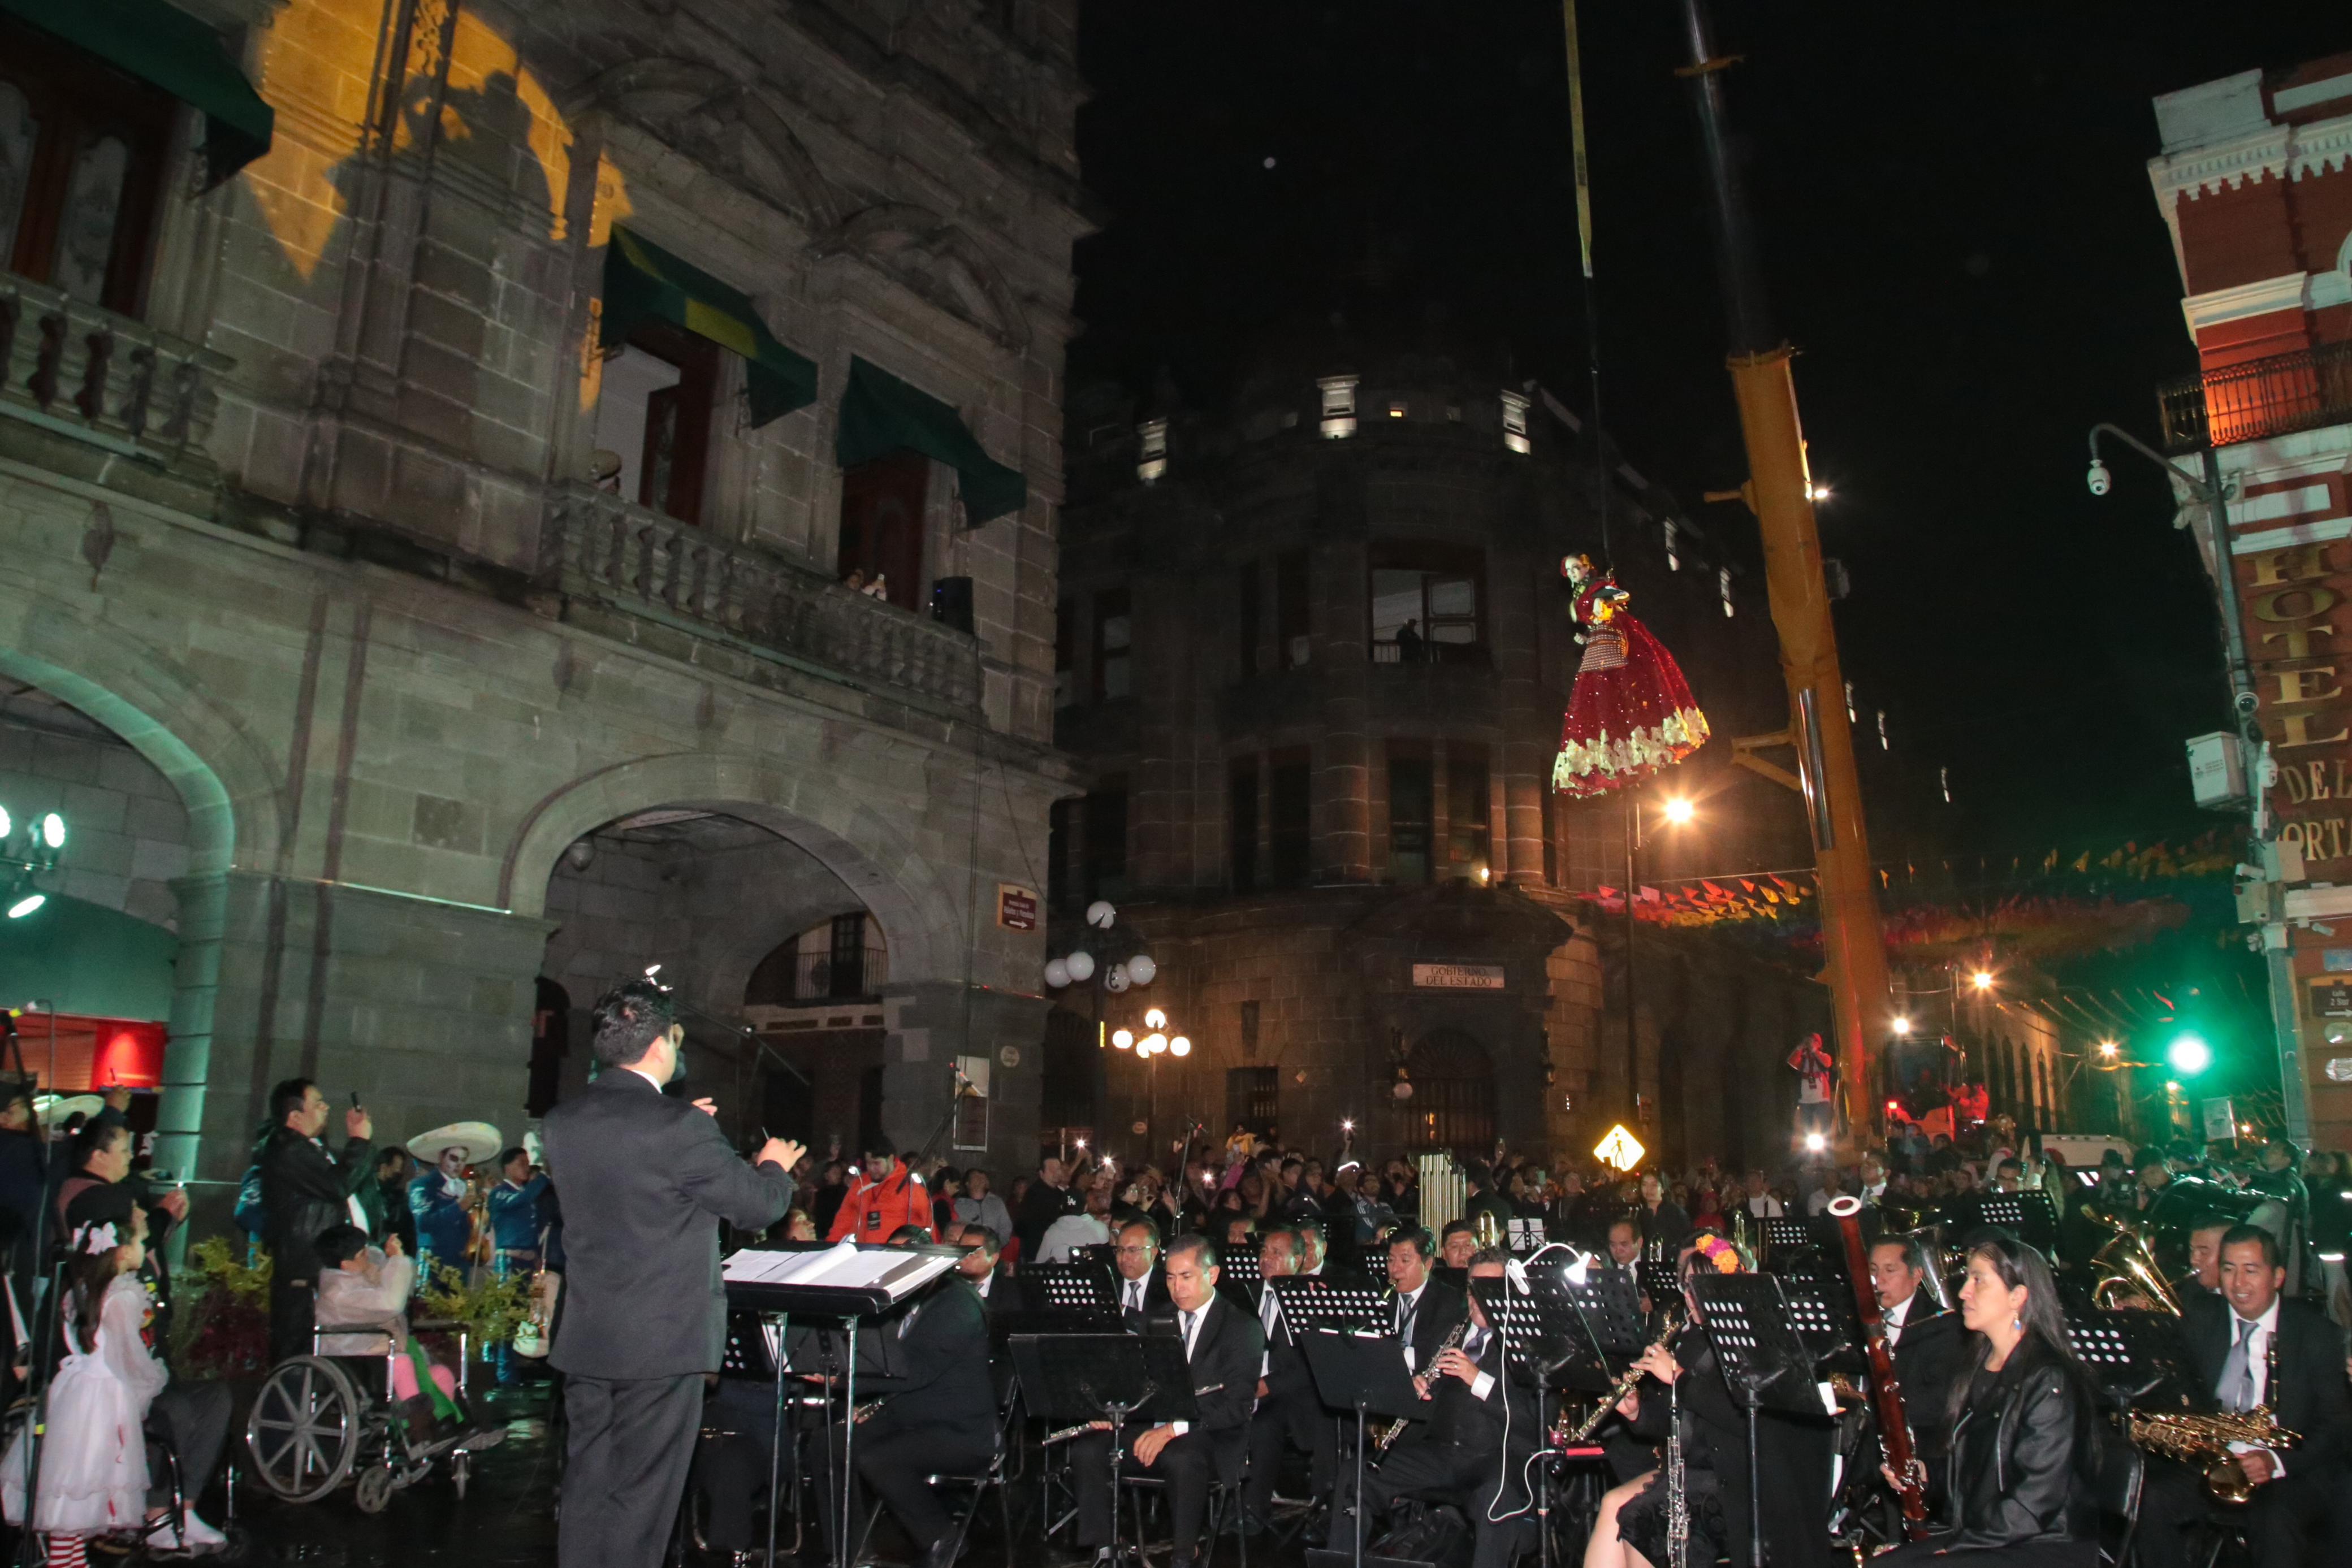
1689, 1274, 1825, 1568
2064, 1307, 2189, 1408
1009, 1333, 1198, 1568
1776, 1275, 1863, 1372
1975, 1192, 2060, 1257
1760, 1216, 1818, 1267
1026, 1261, 1122, 1314
1300, 1330, 1428, 1568
1635, 1257, 1679, 1310
1217, 1248, 1263, 1307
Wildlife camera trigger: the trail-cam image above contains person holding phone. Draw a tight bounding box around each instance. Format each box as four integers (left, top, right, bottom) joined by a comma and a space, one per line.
256, 1080, 374, 1367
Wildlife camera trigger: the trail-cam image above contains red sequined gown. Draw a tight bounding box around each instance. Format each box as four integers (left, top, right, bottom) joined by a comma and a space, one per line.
1551, 570, 1710, 798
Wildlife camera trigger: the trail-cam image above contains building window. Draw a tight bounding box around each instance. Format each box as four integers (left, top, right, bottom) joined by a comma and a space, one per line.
1227, 1065, 1279, 1136
1270, 753, 1311, 887
1093, 587, 1132, 700
1137, 417, 1169, 484
1276, 549, 1311, 668
0, 24, 176, 318
1047, 799, 1072, 909
953, 1054, 991, 1149
1054, 597, 1075, 708
1041, 1009, 1099, 1136
1369, 544, 1484, 663
1404, 1030, 1495, 1149
596, 319, 724, 526
1448, 749, 1490, 878
1084, 776, 1129, 902
1388, 753, 1432, 885
1386, 401, 1408, 420
1500, 389, 1530, 455
1237, 562, 1260, 677
1229, 761, 1259, 890
1318, 374, 1357, 439
836, 449, 928, 607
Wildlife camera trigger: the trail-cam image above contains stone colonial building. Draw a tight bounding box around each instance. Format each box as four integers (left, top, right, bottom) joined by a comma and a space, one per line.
0, 0, 1086, 1200
1044, 333, 1834, 1172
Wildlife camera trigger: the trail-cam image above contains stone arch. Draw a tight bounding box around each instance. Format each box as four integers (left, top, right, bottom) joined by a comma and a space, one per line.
0, 584, 282, 876
819, 202, 1032, 351
567, 58, 845, 232
500, 751, 961, 981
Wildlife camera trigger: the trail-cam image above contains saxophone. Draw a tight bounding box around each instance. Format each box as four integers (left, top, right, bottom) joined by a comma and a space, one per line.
1560, 1308, 1683, 1444
1372, 1314, 1471, 1456
2124, 1331, 2298, 1504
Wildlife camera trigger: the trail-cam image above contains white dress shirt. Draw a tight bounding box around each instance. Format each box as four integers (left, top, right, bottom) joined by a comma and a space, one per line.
1882, 1289, 1915, 1349
1164, 1301, 1209, 1436
2220, 1297, 2285, 1472
1119, 1274, 1152, 1315
1394, 1281, 1428, 1371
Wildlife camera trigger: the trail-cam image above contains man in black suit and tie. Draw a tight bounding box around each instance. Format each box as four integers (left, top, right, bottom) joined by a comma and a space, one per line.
855, 1266, 1000, 1568
2136, 1224, 2352, 1568
544, 981, 802, 1568
1359, 1252, 1542, 1568
1380, 1227, 1468, 1452
1072, 1235, 1264, 1568
1867, 1235, 1966, 1504
1246, 1226, 1335, 1530
1110, 1218, 1170, 1327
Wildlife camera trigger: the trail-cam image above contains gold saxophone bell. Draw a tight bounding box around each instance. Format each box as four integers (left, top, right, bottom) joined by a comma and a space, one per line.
2124, 1407, 2298, 1503
1473, 1206, 1504, 1252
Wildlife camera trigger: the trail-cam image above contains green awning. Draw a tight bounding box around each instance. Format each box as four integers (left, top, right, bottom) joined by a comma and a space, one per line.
837, 357, 1028, 525
1, 0, 274, 187
0, 894, 178, 1023
601, 228, 818, 427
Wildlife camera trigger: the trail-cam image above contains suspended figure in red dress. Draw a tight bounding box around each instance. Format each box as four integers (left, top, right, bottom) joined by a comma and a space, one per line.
1551, 554, 1711, 798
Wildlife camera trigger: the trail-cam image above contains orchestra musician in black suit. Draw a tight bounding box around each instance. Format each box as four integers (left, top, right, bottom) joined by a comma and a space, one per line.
1359, 1250, 1545, 1568
542, 981, 801, 1568
855, 1267, 1001, 1568
1070, 1236, 1265, 1568
1381, 1227, 1468, 1452
1109, 1217, 1171, 1327
1869, 1233, 1968, 1503
1245, 1226, 1335, 1531
2135, 1224, 2352, 1568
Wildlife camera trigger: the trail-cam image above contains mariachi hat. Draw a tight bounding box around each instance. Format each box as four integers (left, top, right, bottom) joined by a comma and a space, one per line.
407, 1121, 503, 1165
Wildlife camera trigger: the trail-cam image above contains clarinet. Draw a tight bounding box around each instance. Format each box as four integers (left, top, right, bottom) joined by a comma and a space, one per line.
1666, 1371, 1687, 1568
1372, 1314, 1471, 1456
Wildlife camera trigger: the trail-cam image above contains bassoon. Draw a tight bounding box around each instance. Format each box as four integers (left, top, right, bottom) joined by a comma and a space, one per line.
1827, 1194, 1930, 1538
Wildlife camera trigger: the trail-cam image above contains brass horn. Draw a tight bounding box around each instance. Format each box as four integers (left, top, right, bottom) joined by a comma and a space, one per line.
2089, 1211, 2183, 1316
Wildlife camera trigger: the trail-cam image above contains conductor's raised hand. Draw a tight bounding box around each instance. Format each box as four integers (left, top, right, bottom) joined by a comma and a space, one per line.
758, 1137, 805, 1171
345, 1106, 373, 1141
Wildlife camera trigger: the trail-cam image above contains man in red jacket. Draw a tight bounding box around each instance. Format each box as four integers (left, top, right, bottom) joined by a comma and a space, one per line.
827, 1140, 932, 1242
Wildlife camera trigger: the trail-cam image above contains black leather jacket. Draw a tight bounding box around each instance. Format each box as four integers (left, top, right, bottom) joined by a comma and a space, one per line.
1939, 1336, 2095, 1550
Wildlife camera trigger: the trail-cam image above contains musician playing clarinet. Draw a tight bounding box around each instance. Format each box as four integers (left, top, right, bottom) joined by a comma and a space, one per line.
1583, 1232, 1835, 1568
1874, 1233, 2097, 1566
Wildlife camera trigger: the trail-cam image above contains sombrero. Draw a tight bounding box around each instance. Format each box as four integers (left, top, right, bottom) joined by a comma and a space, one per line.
407, 1121, 503, 1164
34, 1094, 103, 1128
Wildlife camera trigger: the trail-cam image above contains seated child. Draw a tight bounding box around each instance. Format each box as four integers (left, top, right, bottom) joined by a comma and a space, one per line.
312, 1224, 468, 1440
1, 1212, 226, 1562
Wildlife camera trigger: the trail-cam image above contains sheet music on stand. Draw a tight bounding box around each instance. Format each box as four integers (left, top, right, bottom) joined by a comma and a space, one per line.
1266, 1276, 1390, 1335
1508, 1217, 1546, 1254
1974, 1192, 2060, 1255
2064, 1306, 2191, 1409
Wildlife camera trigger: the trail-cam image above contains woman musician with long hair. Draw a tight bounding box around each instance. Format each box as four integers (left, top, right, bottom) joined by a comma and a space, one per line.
1581, 1232, 1837, 1568
1874, 1232, 2098, 1566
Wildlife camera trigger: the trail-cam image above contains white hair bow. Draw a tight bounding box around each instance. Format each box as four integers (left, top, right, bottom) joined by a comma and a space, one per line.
75, 1222, 118, 1255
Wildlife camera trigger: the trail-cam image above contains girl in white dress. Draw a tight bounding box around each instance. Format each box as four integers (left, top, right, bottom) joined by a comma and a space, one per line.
1, 1212, 204, 1565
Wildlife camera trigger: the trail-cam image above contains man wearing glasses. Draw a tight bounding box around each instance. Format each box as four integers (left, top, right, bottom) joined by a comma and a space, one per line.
1112, 1218, 1168, 1327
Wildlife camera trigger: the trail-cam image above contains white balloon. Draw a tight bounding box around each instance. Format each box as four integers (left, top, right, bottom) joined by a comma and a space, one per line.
1086, 900, 1117, 929
1043, 958, 1070, 989
1064, 949, 1096, 982
1126, 954, 1157, 986
1105, 964, 1131, 993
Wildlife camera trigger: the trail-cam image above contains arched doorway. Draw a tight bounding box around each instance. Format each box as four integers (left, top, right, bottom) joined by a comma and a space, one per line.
741, 916, 892, 1151
1402, 1029, 1494, 1152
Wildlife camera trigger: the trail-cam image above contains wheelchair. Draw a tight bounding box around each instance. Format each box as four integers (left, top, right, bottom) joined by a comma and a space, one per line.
243, 1318, 502, 1513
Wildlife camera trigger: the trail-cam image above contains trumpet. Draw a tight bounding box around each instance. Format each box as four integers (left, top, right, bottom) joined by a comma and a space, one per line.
1559, 1309, 1683, 1445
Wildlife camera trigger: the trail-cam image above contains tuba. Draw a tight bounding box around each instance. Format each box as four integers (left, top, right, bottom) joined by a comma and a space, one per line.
2088, 1211, 2184, 1316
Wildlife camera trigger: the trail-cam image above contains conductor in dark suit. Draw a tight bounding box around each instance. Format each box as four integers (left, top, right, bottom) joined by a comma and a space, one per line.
1072, 1235, 1265, 1568
2136, 1224, 2352, 1568
544, 981, 802, 1568
857, 1271, 1000, 1568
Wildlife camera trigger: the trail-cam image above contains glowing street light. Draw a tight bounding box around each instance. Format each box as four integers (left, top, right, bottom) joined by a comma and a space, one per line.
1169, 1035, 1191, 1058
1111, 1028, 1134, 1050
2098, 1040, 2118, 1060
2166, 1033, 2213, 1077
1662, 796, 1695, 826
1890, 1016, 1911, 1037
1971, 970, 1995, 992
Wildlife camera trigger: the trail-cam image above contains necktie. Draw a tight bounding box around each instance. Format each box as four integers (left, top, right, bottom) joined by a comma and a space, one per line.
1463, 1326, 1487, 1363
1182, 1309, 1200, 1358
1396, 1293, 1416, 1345
2220, 1318, 2259, 1413
1127, 1281, 1143, 1313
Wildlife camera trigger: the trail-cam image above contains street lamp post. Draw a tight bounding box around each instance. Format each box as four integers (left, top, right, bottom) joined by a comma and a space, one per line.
0, 804, 68, 919
1622, 794, 1694, 1127
2086, 421, 2306, 1142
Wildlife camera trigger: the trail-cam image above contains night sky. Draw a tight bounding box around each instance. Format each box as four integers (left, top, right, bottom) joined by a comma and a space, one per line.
1069, 2, 2347, 861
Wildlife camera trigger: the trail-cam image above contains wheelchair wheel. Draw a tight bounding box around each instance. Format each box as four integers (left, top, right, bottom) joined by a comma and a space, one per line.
246, 1355, 365, 1503
354, 1465, 394, 1515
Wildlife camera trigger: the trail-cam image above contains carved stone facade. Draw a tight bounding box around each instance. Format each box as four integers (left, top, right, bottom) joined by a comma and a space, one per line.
0, 0, 1086, 1196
